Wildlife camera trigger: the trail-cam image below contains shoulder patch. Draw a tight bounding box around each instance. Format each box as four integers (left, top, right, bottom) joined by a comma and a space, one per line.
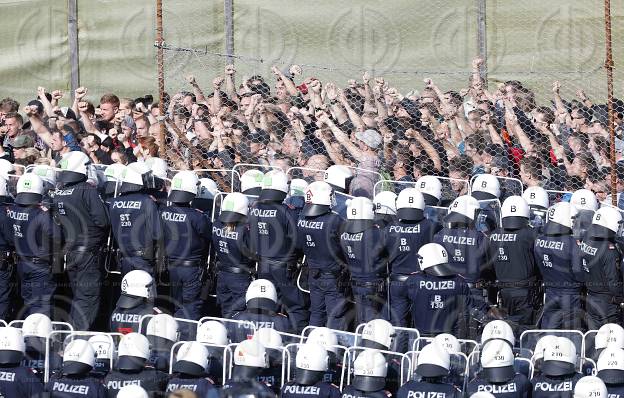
39, 206, 49, 212
286, 203, 296, 210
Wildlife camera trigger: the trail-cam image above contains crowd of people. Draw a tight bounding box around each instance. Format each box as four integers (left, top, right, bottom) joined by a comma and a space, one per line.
0, 58, 623, 397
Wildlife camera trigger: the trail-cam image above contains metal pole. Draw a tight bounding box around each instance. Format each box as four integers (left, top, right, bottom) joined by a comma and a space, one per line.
604, 0, 616, 205
156, 0, 166, 158
68, 0, 79, 100
476, 0, 488, 85
224, 0, 234, 65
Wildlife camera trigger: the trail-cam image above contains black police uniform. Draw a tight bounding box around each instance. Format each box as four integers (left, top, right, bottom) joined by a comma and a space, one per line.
160, 203, 211, 321
396, 378, 461, 398
281, 381, 341, 398
0, 364, 45, 397
53, 179, 109, 330
229, 308, 292, 343
109, 295, 153, 335
104, 367, 168, 397
109, 192, 161, 275
534, 225, 584, 330
248, 199, 309, 330
467, 373, 532, 398
212, 220, 255, 318
297, 211, 349, 330
603, 382, 624, 398
341, 385, 392, 398
8, 203, 61, 317
531, 373, 583, 398
46, 373, 107, 397
221, 378, 276, 397
0, 195, 14, 319
572, 210, 594, 240
166, 375, 216, 397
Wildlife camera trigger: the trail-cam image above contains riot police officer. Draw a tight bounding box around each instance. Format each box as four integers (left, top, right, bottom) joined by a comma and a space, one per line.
385, 188, 439, 327
489, 196, 540, 329
103, 332, 167, 397
0, 159, 15, 320
102, 163, 126, 200
341, 349, 392, 398
109, 162, 161, 275
481, 320, 515, 349
280, 343, 341, 398
297, 181, 348, 330
191, 177, 218, 214
522, 186, 549, 230
87, 335, 111, 380
166, 341, 216, 396
339, 196, 387, 324
9, 174, 60, 317
304, 327, 342, 385
531, 337, 583, 398
221, 339, 276, 397
324, 165, 352, 194
471, 174, 503, 234
21, 313, 62, 381
145, 313, 179, 372
416, 175, 442, 206
46, 339, 107, 397
534, 202, 584, 330
248, 170, 309, 330
161, 170, 211, 323
570, 189, 599, 239
196, 321, 230, 385
581, 206, 624, 329
285, 179, 309, 215
359, 319, 401, 395
144, 157, 169, 207
0, 326, 45, 397
574, 377, 608, 398
240, 169, 265, 196
252, 328, 284, 393
212, 192, 255, 318
373, 191, 397, 228
109, 270, 155, 334
54, 151, 110, 330
596, 347, 624, 396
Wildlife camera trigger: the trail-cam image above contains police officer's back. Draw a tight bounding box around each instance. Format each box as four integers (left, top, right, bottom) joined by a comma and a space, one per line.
304, 327, 342, 386
109, 270, 155, 335
46, 339, 106, 397
221, 339, 276, 397
0, 159, 15, 320
145, 313, 179, 373
196, 321, 230, 385
166, 341, 216, 397
280, 343, 341, 398
341, 349, 392, 398
596, 347, 624, 397
252, 328, 285, 394
0, 326, 44, 397
531, 337, 583, 398
471, 174, 503, 234
570, 189, 599, 239
522, 186, 550, 231
373, 191, 398, 229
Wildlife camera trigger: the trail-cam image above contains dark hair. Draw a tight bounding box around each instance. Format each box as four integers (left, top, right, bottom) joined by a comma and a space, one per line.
464, 134, 487, 155
520, 156, 542, 179
4, 112, 23, 125
444, 91, 463, 108
565, 175, 584, 191
87, 133, 101, 146
0, 98, 19, 112
111, 149, 129, 164
100, 94, 120, 107
535, 106, 555, 125
413, 155, 435, 176
448, 155, 473, 178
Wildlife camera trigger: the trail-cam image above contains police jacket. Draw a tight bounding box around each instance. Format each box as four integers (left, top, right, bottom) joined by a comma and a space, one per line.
385, 219, 439, 275
212, 219, 255, 273
46, 374, 107, 397
339, 224, 387, 281
248, 201, 299, 263
0, 196, 14, 253
433, 226, 490, 285
109, 300, 152, 334
166, 374, 216, 397
229, 309, 292, 342
297, 212, 345, 273
281, 381, 342, 398
489, 225, 539, 288
580, 237, 624, 299
395, 378, 461, 398
103, 368, 168, 398
8, 204, 61, 261
0, 364, 45, 397
160, 204, 211, 262
467, 373, 532, 398
605, 383, 624, 398
531, 373, 583, 398
534, 230, 583, 293
109, 192, 161, 258
53, 180, 109, 250
221, 379, 276, 398
341, 384, 392, 398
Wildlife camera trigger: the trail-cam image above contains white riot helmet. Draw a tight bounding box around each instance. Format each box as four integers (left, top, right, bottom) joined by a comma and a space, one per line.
571, 189, 599, 211
595, 324, 624, 351
145, 157, 168, 180
259, 170, 289, 201
574, 376, 608, 398
471, 174, 501, 200
352, 349, 388, 392
0, 160, 14, 197
306, 327, 338, 354
117, 385, 149, 398
295, 343, 329, 385
396, 188, 425, 221
302, 181, 333, 217
173, 341, 209, 376
117, 332, 151, 371
232, 339, 269, 379
88, 334, 112, 363
118, 270, 154, 309
289, 179, 308, 197
252, 328, 283, 349
481, 320, 515, 347
104, 163, 126, 196
597, 347, 624, 384
501, 196, 530, 229
197, 178, 218, 200
445, 195, 480, 224
0, 327, 25, 364
373, 191, 397, 216
324, 165, 353, 193
416, 341, 450, 378
542, 337, 577, 377
58, 151, 90, 184
120, 162, 151, 193
418, 243, 455, 277
219, 192, 249, 223
361, 319, 396, 350
146, 314, 180, 345
168, 170, 199, 203
196, 321, 229, 345
416, 176, 442, 205
245, 279, 278, 312
433, 333, 461, 354
480, 340, 515, 383
522, 186, 549, 209
63, 339, 96, 375
345, 197, 375, 233
240, 169, 264, 195
15, 173, 44, 205
589, 206, 623, 239
534, 335, 559, 362
544, 202, 578, 234
32, 164, 57, 191
22, 313, 52, 339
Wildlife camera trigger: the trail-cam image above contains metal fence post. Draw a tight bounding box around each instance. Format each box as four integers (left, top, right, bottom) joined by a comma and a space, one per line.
68, 0, 79, 100
224, 0, 234, 65
476, 0, 488, 86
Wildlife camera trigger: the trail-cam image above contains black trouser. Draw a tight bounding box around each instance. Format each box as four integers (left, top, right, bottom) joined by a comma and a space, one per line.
586, 293, 622, 331
0, 256, 14, 320
499, 287, 535, 327
66, 247, 103, 330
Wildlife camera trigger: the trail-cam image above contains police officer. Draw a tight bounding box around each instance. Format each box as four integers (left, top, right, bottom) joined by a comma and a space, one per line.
109, 162, 161, 275
304, 327, 342, 385
192, 177, 218, 214
385, 188, 439, 327
102, 163, 125, 200
221, 339, 276, 397
166, 341, 216, 396
574, 377, 608, 398
240, 169, 265, 196
285, 179, 309, 215
144, 157, 169, 206
46, 339, 107, 397
467, 340, 531, 397
248, 170, 309, 330
280, 343, 341, 398
471, 174, 502, 234
594, 324, 624, 357
21, 313, 60, 381
196, 320, 230, 385
54, 151, 110, 330
0, 326, 45, 397
596, 347, 624, 397
109, 270, 155, 334
145, 313, 179, 373
416, 175, 443, 206
87, 335, 111, 380
481, 320, 515, 349
531, 335, 559, 378
341, 349, 392, 398
339, 196, 387, 324
161, 170, 211, 323
230, 279, 292, 343
396, 342, 461, 398
297, 181, 348, 330
359, 319, 401, 395
489, 196, 539, 329
213, 192, 255, 318
252, 328, 284, 393
103, 332, 167, 397
9, 173, 60, 317
580, 206, 624, 330
522, 186, 550, 230
531, 337, 583, 398
0, 159, 15, 320
373, 191, 397, 228
534, 202, 584, 330
324, 165, 352, 194
570, 189, 599, 239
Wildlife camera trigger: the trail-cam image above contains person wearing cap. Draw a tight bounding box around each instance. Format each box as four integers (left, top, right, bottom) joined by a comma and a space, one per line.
580, 207, 624, 330
341, 349, 391, 398
109, 270, 155, 335
467, 340, 531, 397
488, 196, 540, 330
248, 169, 309, 330
533, 202, 584, 330
0, 326, 45, 397
212, 192, 255, 318
165, 341, 216, 397
103, 332, 168, 397
280, 343, 341, 398
396, 342, 461, 398
221, 340, 275, 398
8, 173, 60, 317
384, 188, 440, 329
109, 162, 163, 275
46, 339, 107, 397
531, 336, 583, 398
11, 135, 35, 161
0, 159, 15, 320
296, 181, 349, 331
